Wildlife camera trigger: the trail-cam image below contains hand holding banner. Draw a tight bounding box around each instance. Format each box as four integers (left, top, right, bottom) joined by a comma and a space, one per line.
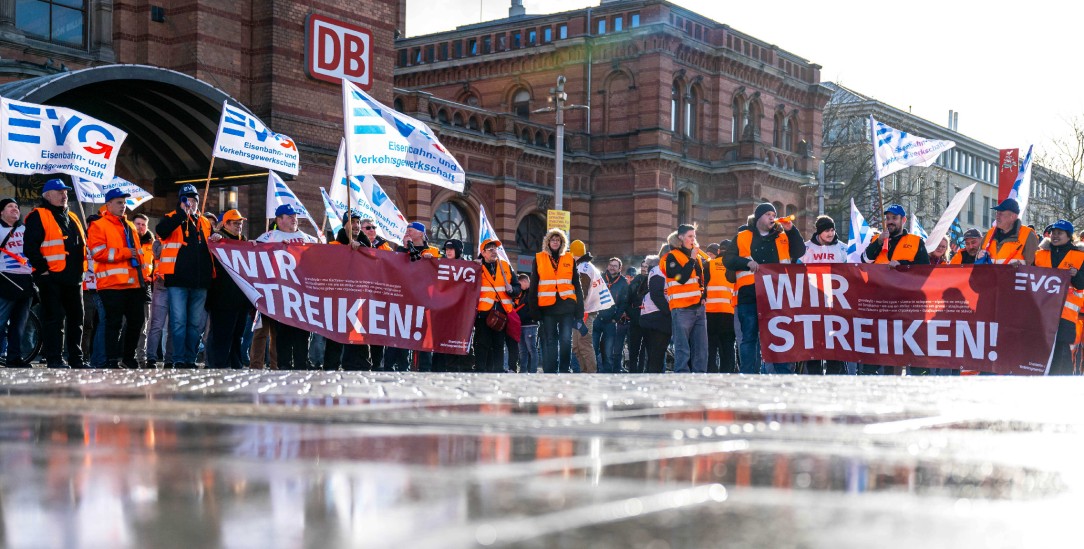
212, 101, 300, 175
0, 98, 127, 184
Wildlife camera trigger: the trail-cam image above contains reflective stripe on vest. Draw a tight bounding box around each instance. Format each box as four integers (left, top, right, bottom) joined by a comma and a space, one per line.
1035, 248, 1084, 323
663, 249, 704, 309
705, 257, 735, 314
157, 213, 211, 276
874, 233, 922, 264
734, 229, 791, 294
535, 252, 577, 306
32, 208, 85, 274
88, 214, 143, 290
982, 225, 1034, 265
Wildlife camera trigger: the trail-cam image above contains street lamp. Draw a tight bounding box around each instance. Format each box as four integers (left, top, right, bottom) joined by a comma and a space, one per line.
533, 75, 588, 211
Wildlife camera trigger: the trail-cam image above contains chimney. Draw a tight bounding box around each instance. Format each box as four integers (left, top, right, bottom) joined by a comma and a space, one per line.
947, 110, 954, 129
953, 111, 959, 131
509, 0, 525, 17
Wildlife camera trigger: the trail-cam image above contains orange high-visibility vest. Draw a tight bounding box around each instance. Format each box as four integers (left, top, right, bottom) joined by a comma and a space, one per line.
87, 212, 142, 290
981, 225, 1035, 264
478, 259, 515, 313
140, 239, 155, 282
1035, 248, 1084, 323
874, 233, 921, 264
663, 249, 705, 309
158, 211, 212, 276
705, 257, 735, 314
535, 251, 577, 307
734, 230, 791, 294
31, 207, 85, 274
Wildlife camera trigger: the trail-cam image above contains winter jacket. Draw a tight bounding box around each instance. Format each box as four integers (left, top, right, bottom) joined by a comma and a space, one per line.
625, 273, 648, 322
596, 271, 629, 324
724, 224, 806, 305
155, 206, 214, 289
639, 268, 671, 334
23, 201, 86, 285
208, 228, 252, 311
800, 235, 848, 264
1038, 238, 1084, 291
863, 229, 930, 265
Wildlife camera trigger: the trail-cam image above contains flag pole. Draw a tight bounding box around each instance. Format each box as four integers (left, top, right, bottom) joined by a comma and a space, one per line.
200, 156, 216, 216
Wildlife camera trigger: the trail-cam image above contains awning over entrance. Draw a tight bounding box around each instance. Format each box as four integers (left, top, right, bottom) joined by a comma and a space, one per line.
0, 64, 265, 188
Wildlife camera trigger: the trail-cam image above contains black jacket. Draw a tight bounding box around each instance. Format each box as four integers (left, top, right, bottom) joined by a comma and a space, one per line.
514, 288, 536, 325
863, 229, 930, 266
639, 273, 671, 334
724, 225, 806, 305
154, 206, 214, 289
626, 273, 648, 321
1043, 241, 1084, 291
597, 271, 629, 324
208, 228, 251, 310
23, 201, 86, 285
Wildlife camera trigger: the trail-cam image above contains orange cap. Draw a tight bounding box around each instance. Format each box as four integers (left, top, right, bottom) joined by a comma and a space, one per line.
221, 209, 247, 222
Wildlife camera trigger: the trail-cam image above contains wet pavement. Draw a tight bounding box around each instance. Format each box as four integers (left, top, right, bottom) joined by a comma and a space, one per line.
0, 370, 1080, 548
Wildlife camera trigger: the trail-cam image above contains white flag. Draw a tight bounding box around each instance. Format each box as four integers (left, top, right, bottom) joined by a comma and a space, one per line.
910, 214, 929, 241
925, 184, 976, 252
212, 101, 300, 175
0, 97, 127, 184
342, 80, 465, 192
477, 204, 510, 264
73, 176, 153, 210
870, 115, 956, 181
265, 172, 312, 219
1007, 145, 1033, 221
320, 187, 344, 237
329, 139, 408, 242
846, 199, 875, 263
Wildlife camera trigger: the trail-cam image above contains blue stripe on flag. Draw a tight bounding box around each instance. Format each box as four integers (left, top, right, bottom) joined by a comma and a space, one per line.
8, 133, 39, 143
274, 192, 294, 197
7, 118, 39, 128
223, 128, 245, 137
353, 107, 378, 117
354, 125, 386, 135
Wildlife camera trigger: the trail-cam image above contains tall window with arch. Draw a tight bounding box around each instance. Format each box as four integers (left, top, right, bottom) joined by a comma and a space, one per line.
515, 214, 546, 255
670, 83, 680, 133
512, 89, 531, 118
732, 96, 750, 142
677, 190, 693, 226
684, 87, 698, 139
431, 202, 474, 257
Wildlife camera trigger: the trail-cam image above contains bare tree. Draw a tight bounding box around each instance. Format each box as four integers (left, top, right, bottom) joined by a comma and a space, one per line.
1031, 117, 1084, 230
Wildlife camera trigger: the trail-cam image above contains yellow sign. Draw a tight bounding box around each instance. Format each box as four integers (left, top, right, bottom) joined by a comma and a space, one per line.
547, 209, 570, 234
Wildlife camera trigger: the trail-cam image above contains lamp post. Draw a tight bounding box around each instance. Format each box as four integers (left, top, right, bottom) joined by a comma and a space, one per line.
534, 75, 587, 211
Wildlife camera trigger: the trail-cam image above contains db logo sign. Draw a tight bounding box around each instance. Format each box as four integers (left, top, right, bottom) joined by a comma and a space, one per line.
306, 14, 373, 89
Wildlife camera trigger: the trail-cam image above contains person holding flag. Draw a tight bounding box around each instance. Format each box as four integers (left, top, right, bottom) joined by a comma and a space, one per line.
87, 188, 149, 370
0, 197, 34, 367
155, 184, 214, 369
978, 198, 1038, 265
24, 178, 87, 369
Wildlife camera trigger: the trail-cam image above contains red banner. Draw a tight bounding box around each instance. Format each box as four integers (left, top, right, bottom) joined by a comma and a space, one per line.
210, 240, 481, 354
755, 264, 1068, 374
998, 148, 1019, 202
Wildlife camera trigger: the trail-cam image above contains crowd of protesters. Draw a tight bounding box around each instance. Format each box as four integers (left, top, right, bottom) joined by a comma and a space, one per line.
0, 178, 1080, 376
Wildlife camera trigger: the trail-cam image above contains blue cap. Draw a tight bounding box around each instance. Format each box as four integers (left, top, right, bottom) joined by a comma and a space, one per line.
104, 188, 131, 202
179, 184, 199, 197
274, 204, 298, 217
42, 178, 72, 193
408, 221, 427, 234
883, 204, 907, 217
992, 198, 1020, 214
1050, 219, 1075, 235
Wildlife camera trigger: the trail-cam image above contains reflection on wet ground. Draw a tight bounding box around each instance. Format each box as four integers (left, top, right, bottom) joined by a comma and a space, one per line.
0, 371, 1081, 548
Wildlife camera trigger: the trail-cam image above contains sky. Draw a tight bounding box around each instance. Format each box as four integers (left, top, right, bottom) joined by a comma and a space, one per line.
406, 0, 1084, 158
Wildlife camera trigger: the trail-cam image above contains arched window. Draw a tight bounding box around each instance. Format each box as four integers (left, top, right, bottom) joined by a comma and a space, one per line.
733, 95, 749, 142
452, 112, 464, 127
670, 83, 680, 132
534, 131, 545, 146
393, 98, 405, 112
431, 202, 474, 257
684, 87, 698, 139
677, 190, 693, 225
774, 112, 794, 151
437, 109, 449, 124
512, 89, 531, 118
515, 214, 546, 256
468, 116, 480, 131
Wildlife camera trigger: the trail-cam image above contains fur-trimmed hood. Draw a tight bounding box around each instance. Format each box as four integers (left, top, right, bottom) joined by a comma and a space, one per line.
666, 231, 681, 251
542, 228, 568, 254
1038, 237, 1084, 252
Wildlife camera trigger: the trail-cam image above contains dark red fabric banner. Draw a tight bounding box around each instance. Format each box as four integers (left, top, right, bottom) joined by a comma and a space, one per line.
210, 240, 481, 354
998, 148, 1019, 202
754, 264, 1068, 375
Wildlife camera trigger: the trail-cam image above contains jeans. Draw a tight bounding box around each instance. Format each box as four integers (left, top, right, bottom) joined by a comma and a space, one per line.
0, 295, 31, 365
592, 319, 621, 373
89, 293, 106, 368
308, 334, 326, 368
166, 286, 207, 365
540, 314, 574, 373
671, 305, 708, 373
519, 324, 539, 373
735, 302, 793, 375
146, 281, 172, 363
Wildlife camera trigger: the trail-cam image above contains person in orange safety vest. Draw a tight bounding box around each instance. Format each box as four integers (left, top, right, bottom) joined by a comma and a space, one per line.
1035, 219, 1084, 375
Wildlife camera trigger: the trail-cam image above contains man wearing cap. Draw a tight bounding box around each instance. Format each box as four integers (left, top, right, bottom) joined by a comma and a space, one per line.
725, 203, 806, 374
384, 221, 439, 371
863, 204, 930, 267
979, 198, 1038, 265
949, 229, 986, 264
255, 204, 319, 370
24, 178, 87, 369
87, 188, 149, 369
155, 184, 214, 369
205, 209, 251, 369
1035, 220, 1084, 375
0, 197, 34, 367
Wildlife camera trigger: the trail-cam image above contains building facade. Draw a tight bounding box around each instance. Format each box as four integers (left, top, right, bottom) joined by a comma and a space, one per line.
0, 0, 405, 232
394, 0, 831, 266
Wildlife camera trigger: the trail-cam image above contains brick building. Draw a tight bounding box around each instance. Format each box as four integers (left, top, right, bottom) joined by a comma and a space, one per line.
0, 0, 404, 231
394, 0, 832, 266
